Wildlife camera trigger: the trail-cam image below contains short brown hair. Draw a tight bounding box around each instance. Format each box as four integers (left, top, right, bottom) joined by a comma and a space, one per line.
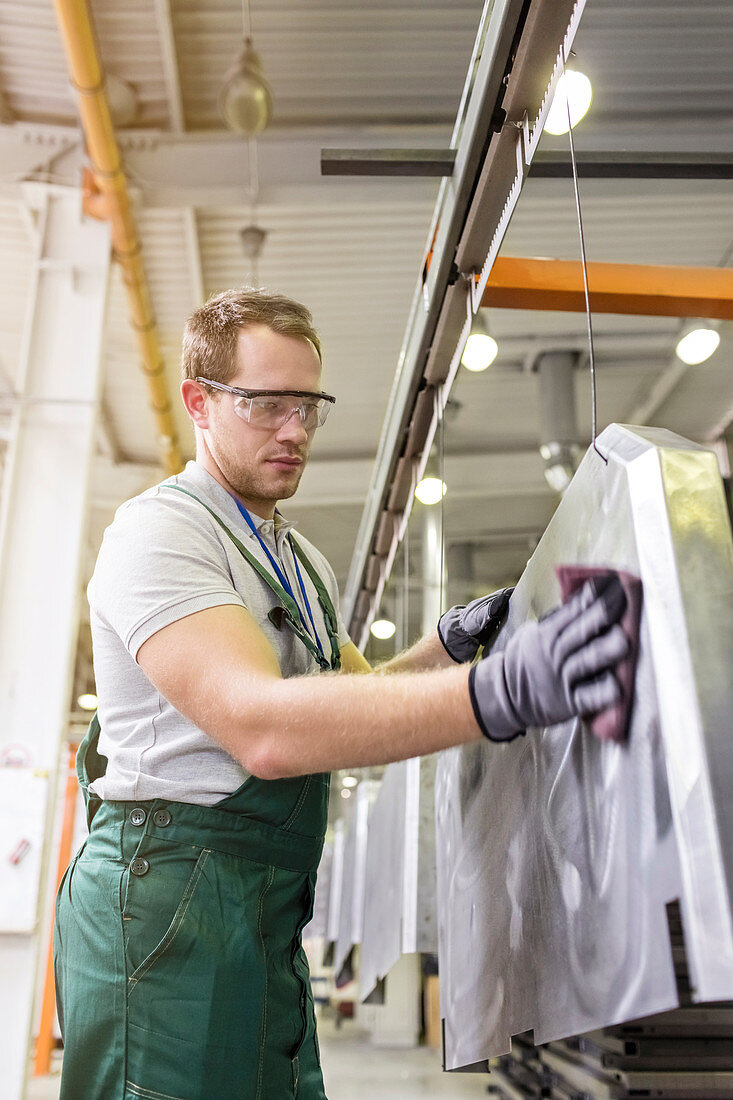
181, 287, 322, 384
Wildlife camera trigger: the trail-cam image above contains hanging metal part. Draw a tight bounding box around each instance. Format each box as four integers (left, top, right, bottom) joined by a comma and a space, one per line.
344, 0, 588, 645
52, 0, 183, 475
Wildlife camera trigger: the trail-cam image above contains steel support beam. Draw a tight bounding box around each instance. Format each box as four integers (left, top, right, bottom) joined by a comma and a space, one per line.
321, 148, 456, 177
529, 151, 733, 180
483, 256, 733, 319
0, 185, 110, 1100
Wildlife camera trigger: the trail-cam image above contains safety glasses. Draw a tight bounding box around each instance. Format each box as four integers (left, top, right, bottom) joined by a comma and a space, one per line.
196, 377, 336, 431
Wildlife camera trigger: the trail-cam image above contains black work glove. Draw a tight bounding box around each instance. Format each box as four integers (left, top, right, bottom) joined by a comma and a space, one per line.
468, 573, 628, 741
438, 587, 514, 663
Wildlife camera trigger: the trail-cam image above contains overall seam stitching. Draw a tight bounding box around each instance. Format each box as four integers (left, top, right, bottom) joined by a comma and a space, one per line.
282, 775, 312, 831
127, 848, 211, 989
255, 864, 276, 1100
125, 1080, 187, 1100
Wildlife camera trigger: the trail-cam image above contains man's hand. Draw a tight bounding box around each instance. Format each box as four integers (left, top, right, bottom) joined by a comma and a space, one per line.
438, 587, 514, 663
468, 574, 628, 741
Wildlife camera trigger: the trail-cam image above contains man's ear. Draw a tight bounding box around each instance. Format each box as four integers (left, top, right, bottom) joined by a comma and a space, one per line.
181, 379, 210, 429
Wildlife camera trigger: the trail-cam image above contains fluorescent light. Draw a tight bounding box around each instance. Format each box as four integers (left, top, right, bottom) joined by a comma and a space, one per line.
370, 618, 396, 641
544, 71, 593, 135
77, 693, 98, 711
340, 788, 351, 800
415, 477, 447, 506
342, 775, 358, 788
461, 333, 498, 372
675, 327, 720, 365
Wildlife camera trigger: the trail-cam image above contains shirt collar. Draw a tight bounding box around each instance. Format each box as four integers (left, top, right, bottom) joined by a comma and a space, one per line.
177, 461, 297, 545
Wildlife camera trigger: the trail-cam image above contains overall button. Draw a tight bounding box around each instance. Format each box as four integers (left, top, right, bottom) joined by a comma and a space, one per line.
128, 808, 147, 827
130, 858, 150, 877
152, 808, 172, 828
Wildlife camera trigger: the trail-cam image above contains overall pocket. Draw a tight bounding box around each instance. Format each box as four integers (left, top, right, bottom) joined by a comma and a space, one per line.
122, 845, 211, 987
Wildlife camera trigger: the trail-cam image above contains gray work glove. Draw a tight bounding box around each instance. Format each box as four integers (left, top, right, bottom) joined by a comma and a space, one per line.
438, 587, 514, 663
468, 573, 628, 741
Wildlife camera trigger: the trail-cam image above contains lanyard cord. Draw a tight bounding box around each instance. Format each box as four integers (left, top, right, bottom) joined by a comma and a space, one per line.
233, 499, 326, 661
288, 540, 323, 651
167, 485, 335, 670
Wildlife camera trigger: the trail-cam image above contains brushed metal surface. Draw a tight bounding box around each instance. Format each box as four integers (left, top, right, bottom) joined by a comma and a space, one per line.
333, 781, 379, 977
360, 756, 438, 1001
436, 424, 733, 1070
304, 839, 332, 941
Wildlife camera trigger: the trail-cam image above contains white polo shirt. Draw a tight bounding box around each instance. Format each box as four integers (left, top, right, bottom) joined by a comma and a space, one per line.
87, 461, 350, 805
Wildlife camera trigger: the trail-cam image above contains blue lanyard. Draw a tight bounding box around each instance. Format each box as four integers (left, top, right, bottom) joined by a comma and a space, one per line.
232, 499, 325, 660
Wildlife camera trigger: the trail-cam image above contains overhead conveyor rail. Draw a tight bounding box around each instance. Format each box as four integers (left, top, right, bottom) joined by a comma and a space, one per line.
341, 0, 591, 647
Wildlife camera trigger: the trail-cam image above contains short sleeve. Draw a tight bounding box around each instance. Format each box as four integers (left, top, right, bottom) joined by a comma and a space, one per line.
88, 490, 246, 660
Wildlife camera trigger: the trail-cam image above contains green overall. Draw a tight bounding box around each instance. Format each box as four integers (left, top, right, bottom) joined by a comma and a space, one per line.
54, 498, 341, 1100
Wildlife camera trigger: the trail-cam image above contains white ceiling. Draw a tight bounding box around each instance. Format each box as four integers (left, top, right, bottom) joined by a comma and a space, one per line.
0, 0, 730, 688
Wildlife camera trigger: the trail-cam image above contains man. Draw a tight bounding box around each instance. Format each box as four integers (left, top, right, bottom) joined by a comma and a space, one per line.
54, 288, 628, 1100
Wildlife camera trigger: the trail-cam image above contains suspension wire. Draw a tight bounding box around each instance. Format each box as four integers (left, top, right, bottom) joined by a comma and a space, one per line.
562, 46, 607, 464
242, 0, 252, 40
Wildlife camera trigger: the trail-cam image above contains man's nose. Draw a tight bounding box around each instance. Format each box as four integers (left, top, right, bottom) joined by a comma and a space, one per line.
275, 407, 309, 444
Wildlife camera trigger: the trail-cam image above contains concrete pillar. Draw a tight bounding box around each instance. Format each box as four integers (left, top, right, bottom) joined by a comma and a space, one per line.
536, 350, 580, 493
0, 185, 111, 1099
421, 504, 443, 635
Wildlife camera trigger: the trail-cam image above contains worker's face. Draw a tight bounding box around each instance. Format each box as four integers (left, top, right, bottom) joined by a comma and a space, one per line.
202, 324, 323, 510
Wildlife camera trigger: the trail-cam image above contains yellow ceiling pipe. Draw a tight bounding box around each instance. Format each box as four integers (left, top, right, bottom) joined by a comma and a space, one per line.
52, 0, 183, 475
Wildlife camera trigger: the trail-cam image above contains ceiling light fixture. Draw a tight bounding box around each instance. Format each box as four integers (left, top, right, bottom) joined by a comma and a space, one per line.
342, 775, 358, 788
675, 325, 720, 366
219, 2, 273, 136
461, 309, 498, 372
77, 693, 98, 711
543, 70, 593, 136
415, 477, 447, 506
461, 333, 498, 372
340, 788, 352, 800
370, 618, 396, 641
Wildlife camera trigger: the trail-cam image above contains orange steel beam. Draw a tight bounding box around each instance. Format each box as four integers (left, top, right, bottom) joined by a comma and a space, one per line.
482, 256, 733, 320
33, 742, 79, 1077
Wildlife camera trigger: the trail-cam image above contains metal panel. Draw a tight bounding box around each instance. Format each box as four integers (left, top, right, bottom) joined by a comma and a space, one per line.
303, 839, 332, 941
436, 423, 733, 1070
332, 780, 378, 977
323, 819, 345, 965
360, 756, 438, 1001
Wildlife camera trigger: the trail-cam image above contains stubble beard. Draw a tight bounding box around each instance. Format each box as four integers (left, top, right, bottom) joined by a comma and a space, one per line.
216, 436, 306, 511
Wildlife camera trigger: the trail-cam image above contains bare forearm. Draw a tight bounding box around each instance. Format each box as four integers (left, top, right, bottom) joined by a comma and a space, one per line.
375, 629, 455, 673
232, 662, 481, 778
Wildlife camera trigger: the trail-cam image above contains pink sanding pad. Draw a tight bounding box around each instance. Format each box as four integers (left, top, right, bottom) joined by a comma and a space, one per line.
556, 565, 643, 743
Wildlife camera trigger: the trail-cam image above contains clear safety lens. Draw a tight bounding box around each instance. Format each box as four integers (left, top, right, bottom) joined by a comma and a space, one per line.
233, 393, 331, 431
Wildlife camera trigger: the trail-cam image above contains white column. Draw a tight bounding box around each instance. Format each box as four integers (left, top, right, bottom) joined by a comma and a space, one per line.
421, 505, 443, 636
0, 185, 110, 1100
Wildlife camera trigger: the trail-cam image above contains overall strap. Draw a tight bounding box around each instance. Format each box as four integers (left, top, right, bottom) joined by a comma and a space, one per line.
290, 536, 342, 672
166, 485, 338, 671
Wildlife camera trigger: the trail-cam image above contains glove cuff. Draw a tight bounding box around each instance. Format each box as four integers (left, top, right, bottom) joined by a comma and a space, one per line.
437, 607, 478, 664
468, 659, 526, 743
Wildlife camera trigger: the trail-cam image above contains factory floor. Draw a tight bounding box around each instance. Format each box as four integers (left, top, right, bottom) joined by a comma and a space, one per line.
28, 1019, 491, 1099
